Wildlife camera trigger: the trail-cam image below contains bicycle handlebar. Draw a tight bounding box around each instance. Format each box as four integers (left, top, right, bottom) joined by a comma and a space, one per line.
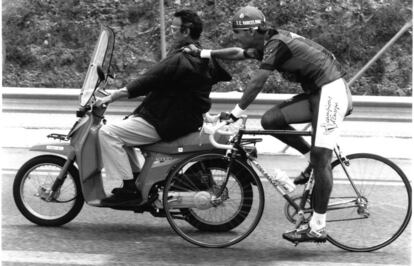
207, 121, 235, 150
204, 115, 248, 150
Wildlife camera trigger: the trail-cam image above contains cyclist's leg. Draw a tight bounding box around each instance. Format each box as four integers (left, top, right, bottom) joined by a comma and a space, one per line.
283, 78, 350, 243
261, 93, 312, 154
261, 94, 314, 183
309, 146, 332, 220
310, 78, 351, 218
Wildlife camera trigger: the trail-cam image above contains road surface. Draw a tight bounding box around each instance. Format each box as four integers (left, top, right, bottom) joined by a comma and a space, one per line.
1, 148, 411, 266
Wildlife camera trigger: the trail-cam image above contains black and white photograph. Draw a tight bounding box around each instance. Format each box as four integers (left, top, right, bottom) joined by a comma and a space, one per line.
1, 0, 412, 265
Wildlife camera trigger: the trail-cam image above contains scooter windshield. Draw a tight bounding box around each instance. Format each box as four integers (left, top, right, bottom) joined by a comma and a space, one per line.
79, 26, 115, 107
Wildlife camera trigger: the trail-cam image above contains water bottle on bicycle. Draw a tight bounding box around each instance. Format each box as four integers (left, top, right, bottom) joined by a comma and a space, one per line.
270, 168, 295, 193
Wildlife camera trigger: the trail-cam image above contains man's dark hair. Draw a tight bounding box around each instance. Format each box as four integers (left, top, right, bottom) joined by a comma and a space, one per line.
174, 10, 203, 40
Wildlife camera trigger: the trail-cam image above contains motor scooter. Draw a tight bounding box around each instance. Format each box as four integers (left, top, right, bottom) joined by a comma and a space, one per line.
13, 26, 264, 248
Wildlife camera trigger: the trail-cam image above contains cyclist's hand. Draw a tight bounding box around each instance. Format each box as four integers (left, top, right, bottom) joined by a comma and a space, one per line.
219, 111, 239, 124
182, 44, 201, 57
220, 105, 245, 124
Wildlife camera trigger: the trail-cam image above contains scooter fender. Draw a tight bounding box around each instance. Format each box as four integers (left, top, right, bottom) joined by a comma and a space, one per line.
30, 143, 75, 157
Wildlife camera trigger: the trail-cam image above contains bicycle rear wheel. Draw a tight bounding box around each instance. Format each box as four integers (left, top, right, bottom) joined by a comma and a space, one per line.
327, 153, 411, 252
163, 153, 265, 248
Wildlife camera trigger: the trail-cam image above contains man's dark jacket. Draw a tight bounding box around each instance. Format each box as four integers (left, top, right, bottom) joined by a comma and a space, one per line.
126, 42, 231, 141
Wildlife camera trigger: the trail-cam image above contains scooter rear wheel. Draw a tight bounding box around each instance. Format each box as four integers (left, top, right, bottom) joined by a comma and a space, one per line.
163, 153, 264, 248
13, 155, 84, 226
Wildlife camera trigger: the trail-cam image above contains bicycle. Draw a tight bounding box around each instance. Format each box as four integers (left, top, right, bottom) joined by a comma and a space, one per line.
163, 116, 412, 251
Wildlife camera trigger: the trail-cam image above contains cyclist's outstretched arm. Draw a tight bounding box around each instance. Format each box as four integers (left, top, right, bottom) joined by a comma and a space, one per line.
209, 47, 260, 61
183, 44, 258, 61
209, 47, 245, 60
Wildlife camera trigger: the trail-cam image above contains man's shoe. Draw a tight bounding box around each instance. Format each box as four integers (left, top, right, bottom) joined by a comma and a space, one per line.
101, 191, 141, 206
282, 223, 327, 244
293, 164, 312, 185
111, 174, 139, 194
111, 185, 136, 195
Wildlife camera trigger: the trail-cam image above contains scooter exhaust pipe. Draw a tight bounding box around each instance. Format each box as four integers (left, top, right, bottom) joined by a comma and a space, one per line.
156, 191, 213, 210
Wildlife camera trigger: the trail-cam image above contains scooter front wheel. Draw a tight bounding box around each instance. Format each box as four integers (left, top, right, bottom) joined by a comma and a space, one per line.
13, 155, 84, 226
163, 153, 265, 248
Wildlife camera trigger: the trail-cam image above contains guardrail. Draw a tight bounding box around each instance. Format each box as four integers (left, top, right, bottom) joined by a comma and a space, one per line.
2, 87, 412, 122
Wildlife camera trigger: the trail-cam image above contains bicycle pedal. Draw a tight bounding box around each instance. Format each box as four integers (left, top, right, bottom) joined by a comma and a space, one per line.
293, 241, 299, 247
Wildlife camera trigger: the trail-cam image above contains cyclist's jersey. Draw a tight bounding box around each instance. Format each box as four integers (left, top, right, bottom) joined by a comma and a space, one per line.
251, 29, 345, 93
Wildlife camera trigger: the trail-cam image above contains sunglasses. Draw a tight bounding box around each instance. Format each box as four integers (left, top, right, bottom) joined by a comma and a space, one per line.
171, 22, 193, 34
171, 25, 182, 33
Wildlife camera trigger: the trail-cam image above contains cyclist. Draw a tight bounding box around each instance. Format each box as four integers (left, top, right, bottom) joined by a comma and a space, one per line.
184, 5, 352, 243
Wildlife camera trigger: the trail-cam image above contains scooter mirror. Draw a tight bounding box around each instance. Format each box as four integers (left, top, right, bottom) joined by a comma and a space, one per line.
97, 65, 105, 81
107, 66, 115, 79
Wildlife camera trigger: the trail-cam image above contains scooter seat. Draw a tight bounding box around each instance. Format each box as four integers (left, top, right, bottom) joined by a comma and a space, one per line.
140, 131, 229, 154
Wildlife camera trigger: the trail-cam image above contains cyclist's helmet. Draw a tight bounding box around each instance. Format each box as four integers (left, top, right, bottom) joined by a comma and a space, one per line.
232, 6, 266, 30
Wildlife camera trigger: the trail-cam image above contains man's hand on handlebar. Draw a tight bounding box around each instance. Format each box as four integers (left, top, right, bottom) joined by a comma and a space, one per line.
94, 95, 112, 108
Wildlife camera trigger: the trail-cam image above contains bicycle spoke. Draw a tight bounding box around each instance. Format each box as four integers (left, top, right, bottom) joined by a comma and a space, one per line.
163, 154, 264, 248
327, 153, 411, 252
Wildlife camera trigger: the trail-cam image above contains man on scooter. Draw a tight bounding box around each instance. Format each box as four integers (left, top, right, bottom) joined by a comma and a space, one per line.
95, 10, 231, 206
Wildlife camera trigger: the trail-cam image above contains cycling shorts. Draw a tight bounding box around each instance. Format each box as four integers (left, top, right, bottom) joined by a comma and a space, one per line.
314, 78, 351, 149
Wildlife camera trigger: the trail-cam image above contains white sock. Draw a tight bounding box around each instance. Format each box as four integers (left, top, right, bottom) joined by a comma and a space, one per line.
310, 211, 326, 230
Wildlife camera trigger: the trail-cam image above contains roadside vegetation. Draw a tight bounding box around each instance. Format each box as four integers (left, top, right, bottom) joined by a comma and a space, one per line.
2, 0, 412, 95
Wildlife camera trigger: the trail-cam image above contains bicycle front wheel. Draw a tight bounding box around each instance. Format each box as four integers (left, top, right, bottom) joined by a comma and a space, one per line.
327, 153, 411, 252
163, 153, 265, 248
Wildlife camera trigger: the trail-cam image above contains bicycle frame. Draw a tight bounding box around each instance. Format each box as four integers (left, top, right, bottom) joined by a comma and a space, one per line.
228, 128, 312, 226
213, 123, 368, 227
